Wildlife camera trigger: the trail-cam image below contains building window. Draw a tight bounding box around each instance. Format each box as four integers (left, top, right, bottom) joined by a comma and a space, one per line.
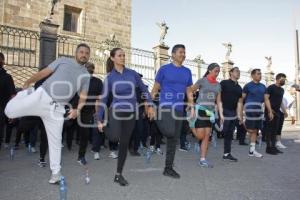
63, 5, 82, 33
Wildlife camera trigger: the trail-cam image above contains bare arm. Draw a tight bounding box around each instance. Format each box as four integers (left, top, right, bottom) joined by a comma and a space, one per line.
264, 94, 274, 120
264, 94, 272, 114
216, 93, 224, 123
23, 67, 53, 88
237, 97, 243, 122
280, 102, 288, 118
186, 84, 200, 107
77, 90, 88, 111
151, 82, 161, 100
67, 90, 88, 119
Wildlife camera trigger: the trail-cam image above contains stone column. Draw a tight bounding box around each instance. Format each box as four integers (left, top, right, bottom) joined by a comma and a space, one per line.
222, 61, 234, 80
265, 70, 275, 86
39, 21, 59, 69
153, 44, 170, 74
193, 55, 205, 80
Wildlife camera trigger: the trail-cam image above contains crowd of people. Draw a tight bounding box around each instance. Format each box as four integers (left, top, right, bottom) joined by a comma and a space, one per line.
0, 43, 298, 186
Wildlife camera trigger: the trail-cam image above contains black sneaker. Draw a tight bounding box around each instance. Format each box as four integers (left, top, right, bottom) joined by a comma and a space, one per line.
273, 147, 283, 154
266, 147, 278, 155
223, 154, 238, 162
38, 158, 47, 167
163, 168, 180, 179
114, 174, 129, 186
77, 157, 87, 165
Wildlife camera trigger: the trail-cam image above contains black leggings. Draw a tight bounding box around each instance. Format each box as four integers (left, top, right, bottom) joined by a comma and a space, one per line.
78, 112, 94, 158
105, 111, 136, 174
150, 120, 162, 148
16, 117, 48, 159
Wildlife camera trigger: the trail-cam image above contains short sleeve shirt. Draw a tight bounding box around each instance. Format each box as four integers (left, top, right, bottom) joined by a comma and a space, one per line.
195, 77, 221, 110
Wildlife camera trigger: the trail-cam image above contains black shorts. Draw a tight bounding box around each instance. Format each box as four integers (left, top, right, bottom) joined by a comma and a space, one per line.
195, 110, 212, 128
245, 112, 263, 130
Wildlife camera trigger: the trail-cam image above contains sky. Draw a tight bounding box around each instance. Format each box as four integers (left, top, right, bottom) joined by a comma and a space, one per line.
131, 0, 300, 81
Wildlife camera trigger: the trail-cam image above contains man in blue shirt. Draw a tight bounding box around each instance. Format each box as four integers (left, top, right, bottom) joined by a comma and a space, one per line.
242, 69, 273, 158
151, 44, 193, 179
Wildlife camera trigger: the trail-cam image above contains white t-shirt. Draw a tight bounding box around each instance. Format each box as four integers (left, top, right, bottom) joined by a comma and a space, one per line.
281, 92, 295, 117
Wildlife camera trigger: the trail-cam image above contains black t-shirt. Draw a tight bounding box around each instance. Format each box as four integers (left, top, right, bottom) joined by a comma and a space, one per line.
0, 68, 16, 110
266, 84, 284, 112
220, 79, 242, 110
81, 76, 103, 113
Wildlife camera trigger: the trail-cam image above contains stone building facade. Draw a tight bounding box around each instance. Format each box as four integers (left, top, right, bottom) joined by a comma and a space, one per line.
1, 0, 131, 47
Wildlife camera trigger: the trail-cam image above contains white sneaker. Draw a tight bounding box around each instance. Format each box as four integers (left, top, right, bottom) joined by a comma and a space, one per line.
149, 146, 155, 152
48, 172, 62, 184
156, 148, 163, 155
109, 151, 118, 159
249, 150, 263, 158
276, 141, 287, 149
31, 147, 37, 153
94, 152, 100, 160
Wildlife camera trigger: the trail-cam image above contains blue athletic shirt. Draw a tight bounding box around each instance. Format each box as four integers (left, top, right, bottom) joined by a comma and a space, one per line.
155, 63, 193, 112
243, 81, 266, 112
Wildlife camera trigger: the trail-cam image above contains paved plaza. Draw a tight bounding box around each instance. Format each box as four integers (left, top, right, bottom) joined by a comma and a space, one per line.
0, 128, 300, 200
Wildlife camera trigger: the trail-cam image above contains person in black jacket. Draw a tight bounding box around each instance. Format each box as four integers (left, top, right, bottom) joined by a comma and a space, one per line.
77, 62, 103, 165
0, 52, 16, 149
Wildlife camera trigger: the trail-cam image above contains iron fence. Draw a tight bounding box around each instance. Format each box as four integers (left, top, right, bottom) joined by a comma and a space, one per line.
0, 25, 39, 87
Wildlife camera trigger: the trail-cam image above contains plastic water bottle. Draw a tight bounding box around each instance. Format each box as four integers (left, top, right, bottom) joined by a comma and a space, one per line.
28, 144, 31, 153
258, 135, 262, 149
59, 176, 67, 200
85, 169, 90, 185
138, 143, 145, 156
10, 147, 15, 160
211, 133, 217, 148
194, 143, 200, 154
145, 150, 152, 164
186, 142, 191, 151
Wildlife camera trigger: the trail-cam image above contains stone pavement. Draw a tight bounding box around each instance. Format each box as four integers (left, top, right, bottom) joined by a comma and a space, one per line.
0, 129, 300, 200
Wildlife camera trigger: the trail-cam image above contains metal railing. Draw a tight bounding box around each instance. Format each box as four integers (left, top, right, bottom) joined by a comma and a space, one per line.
0, 25, 40, 87
56, 34, 156, 87
1, 24, 276, 90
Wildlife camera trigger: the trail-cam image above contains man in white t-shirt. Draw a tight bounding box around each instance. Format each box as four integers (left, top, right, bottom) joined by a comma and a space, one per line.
277, 85, 297, 149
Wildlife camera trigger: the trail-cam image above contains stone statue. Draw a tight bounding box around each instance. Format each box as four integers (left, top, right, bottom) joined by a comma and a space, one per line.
194, 55, 205, 64
156, 21, 169, 45
44, 0, 59, 22
222, 42, 232, 62
110, 33, 116, 41
265, 56, 272, 70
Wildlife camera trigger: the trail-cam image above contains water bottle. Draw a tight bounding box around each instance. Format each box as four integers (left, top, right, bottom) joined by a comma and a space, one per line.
138, 143, 145, 156
59, 176, 67, 200
28, 144, 31, 153
194, 143, 200, 154
10, 147, 15, 160
85, 169, 90, 185
258, 134, 262, 149
212, 133, 217, 148
186, 142, 191, 151
145, 150, 152, 164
